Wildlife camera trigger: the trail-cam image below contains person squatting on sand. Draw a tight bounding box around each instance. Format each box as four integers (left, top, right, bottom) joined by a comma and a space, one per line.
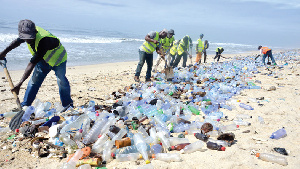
214, 47, 226, 62
257, 45, 277, 66
0, 19, 73, 108
172, 35, 193, 68
134, 29, 168, 82
152, 29, 175, 72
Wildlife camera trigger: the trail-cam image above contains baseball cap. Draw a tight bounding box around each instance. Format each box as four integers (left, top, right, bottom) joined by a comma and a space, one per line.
168, 29, 175, 35
18, 19, 36, 39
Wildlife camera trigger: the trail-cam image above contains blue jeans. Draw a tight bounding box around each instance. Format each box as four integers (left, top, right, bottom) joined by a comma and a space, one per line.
135, 50, 153, 79
21, 60, 73, 107
173, 53, 187, 67
262, 50, 276, 65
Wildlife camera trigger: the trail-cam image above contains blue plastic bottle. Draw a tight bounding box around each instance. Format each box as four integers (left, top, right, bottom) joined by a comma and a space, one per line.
270, 128, 287, 139
239, 103, 254, 110
21, 106, 35, 122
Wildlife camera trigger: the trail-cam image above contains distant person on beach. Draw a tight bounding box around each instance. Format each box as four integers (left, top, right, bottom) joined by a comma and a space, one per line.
257, 46, 277, 65
173, 35, 193, 68
214, 47, 226, 62
0, 19, 73, 108
202, 40, 209, 63
134, 29, 168, 82
152, 29, 175, 72
195, 34, 204, 64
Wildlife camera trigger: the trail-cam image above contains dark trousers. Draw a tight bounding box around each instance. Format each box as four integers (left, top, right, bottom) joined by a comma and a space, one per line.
135, 50, 153, 79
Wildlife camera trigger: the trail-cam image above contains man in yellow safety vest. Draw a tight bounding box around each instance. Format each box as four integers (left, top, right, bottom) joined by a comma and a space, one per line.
134, 29, 168, 82
0, 20, 73, 108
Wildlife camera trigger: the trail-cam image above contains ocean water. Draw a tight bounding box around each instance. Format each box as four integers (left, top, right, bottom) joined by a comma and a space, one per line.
0, 21, 257, 71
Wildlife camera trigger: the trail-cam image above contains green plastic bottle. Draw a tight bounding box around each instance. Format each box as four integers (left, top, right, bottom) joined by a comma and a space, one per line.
188, 105, 200, 115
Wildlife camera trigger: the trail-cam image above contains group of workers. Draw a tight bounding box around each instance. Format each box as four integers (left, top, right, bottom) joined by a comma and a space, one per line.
0, 20, 276, 110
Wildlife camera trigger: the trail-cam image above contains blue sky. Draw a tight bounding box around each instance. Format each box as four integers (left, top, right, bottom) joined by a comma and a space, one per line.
0, 0, 299, 48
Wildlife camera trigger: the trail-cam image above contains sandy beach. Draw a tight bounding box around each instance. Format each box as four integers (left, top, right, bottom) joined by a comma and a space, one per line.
0, 51, 300, 169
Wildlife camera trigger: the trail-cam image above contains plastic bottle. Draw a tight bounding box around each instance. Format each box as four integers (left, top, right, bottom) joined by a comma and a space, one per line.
188, 105, 200, 115
173, 123, 190, 133
30, 118, 47, 125
206, 141, 226, 151
207, 138, 230, 147
133, 133, 151, 164
219, 124, 239, 132
61, 149, 83, 169
270, 128, 287, 139
233, 120, 251, 126
102, 140, 113, 163
59, 133, 78, 150
92, 135, 108, 153
152, 153, 181, 162
180, 140, 205, 154
194, 133, 209, 142
157, 131, 171, 149
82, 117, 108, 145
256, 153, 288, 166
21, 106, 35, 122
168, 137, 189, 147
258, 116, 265, 124
74, 129, 83, 142
150, 144, 162, 154
77, 164, 92, 169
169, 143, 191, 151
44, 108, 56, 117
116, 153, 140, 162
100, 116, 117, 135
0, 127, 10, 133
239, 103, 254, 110
235, 114, 252, 119
0, 112, 18, 118
60, 114, 91, 137
112, 128, 127, 143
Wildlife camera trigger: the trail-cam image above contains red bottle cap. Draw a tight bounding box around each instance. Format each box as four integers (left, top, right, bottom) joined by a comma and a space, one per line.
159, 142, 162, 146
236, 125, 239, 128
96, 113, 99, 116
98, 135, 102, 138
78, 129, 83, 133
15, 129, 19, 133
221, 147, 226, 151
111, 153, 115, 157
171, 146, 175, 150
152, 154, 155, 159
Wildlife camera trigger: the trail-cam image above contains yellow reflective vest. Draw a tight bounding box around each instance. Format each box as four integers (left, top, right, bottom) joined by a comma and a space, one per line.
162, 36, 175, 50
216, 47, 224, 53
196, 38, 204, 52
27, 26, 67, 67
140, 32, 160, 54
170, 40, 179, 55
177, 40, 188, 55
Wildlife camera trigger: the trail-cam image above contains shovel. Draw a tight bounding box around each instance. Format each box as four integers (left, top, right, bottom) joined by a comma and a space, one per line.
0, 59, 25, 130
163, 57, 174, 81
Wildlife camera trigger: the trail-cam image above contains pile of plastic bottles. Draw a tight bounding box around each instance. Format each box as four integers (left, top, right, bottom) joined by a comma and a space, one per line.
1, 51, 299, 168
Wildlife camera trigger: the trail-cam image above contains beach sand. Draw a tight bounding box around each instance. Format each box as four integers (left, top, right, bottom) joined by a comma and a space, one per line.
0, 51, 299, 169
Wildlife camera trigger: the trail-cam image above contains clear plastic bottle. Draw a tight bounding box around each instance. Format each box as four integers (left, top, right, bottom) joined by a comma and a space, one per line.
21, 106, 35, 122
112, 128, 127, 143
233, 120, 251, 126
74, 129, 83, 142
168, 137, 189, 147
207, 138, 230, 147
44, 108, 56, 117
219, 124, 239, 132
258, 116, 265, 124
0, 127, 10, 133
157, 131, 170, 149
116, 153, 140, 162
173, 123, 190, 133
270, 128, 287, 139
59, 133, 78, 150
102, 140, 113, 163
133, 133, 151, 164
150, 144, 162, 154
92, 134, 108, 153
180, 140, 205, 154
152, 153, 181, 162
60, 114, 91, 137
256, 153, 288, 166
82, 117, 108, 145
77, 164, 92, 169
0, 112, 18, 118
235, 114, 252, 119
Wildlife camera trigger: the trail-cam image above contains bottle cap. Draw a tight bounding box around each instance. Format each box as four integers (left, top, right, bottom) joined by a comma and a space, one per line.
250, 116, 252, 118
180, 149, 184, 154
236, 125, 239, 128
15, 129, 19, 133
96, 113, 99, 116
145, 160, 151, 164
111, 153, 115, 158
0, 114, 3, 117
221, 146, 226, 151
270, 135, 274, 139
139, 154, 143, 159
171, 146, 175, 150
255, 153, 260, 157
152, 154, 155, 158
79, 129, 83, 133
98, 135, 102, 138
